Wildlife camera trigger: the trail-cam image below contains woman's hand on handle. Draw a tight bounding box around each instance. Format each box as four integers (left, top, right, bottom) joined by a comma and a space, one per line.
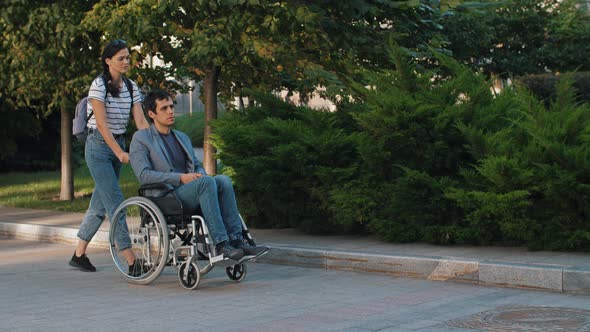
118, 151, 130, 164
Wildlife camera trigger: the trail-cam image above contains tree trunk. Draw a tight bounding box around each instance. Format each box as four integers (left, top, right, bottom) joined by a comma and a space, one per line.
59, 106, 74, 200
239, 95, 245, 111
203, 66, 221, 175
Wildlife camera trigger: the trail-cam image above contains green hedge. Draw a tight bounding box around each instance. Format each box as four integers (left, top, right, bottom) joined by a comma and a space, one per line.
456, 80, 590, 250
173, 112, 206, 148
517, 72, 590, 106
213, 49, 590, 250
212, 95, 361, 233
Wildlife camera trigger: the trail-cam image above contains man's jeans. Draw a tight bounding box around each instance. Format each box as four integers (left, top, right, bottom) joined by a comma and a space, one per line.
174, 175, 243, 245
77, 130, 131, 249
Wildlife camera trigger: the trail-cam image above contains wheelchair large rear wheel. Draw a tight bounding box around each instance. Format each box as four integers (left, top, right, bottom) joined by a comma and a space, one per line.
110, 196, 169, 285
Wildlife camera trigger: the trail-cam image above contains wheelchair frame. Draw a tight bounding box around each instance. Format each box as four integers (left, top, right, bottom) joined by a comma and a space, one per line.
108, 184, 258, 290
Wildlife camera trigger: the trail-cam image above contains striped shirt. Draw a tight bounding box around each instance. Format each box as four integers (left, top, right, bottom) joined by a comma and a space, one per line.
87, 77, 141, 135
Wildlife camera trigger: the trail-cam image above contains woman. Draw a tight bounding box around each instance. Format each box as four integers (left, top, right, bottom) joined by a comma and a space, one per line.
69, 39, 149, 275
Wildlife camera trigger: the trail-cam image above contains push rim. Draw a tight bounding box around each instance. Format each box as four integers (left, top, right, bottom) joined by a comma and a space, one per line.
109, 197, 170, 285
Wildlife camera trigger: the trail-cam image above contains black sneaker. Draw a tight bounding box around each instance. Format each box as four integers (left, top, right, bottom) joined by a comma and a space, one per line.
128, 258, 147, 277
69, 252, 96, 272
215, 241, 244, 261
231, 239, 269, 258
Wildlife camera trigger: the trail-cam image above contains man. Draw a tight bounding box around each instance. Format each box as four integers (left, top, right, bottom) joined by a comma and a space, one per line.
129, 89, 267, 261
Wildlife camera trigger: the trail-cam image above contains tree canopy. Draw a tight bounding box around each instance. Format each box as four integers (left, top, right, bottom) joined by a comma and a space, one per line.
1, 0, 101, 199
5, 0, 586, 201
84, 0, 436, 173
443, 0, 590, 77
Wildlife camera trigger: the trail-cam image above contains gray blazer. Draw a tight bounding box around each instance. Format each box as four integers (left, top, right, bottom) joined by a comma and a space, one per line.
130, 124, 207, 190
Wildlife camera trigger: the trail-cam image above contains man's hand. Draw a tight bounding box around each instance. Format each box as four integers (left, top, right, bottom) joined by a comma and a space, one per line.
180, 173, 204, 184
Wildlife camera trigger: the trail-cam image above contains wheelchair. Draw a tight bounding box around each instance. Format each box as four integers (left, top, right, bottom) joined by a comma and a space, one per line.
108, 183, 260, 290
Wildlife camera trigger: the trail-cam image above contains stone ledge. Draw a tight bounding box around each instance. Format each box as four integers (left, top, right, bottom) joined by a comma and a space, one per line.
0, 222, 110, 249
563, 267, 590, 294
479, 261, 564, 291
2, 222, 588, 293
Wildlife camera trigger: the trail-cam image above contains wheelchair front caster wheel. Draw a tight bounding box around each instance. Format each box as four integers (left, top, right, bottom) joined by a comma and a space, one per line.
178, 261, 200, 290
226, 263, 246, 282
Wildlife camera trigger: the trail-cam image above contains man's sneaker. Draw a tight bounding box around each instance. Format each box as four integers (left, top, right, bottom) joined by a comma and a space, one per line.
231, 239, 269, 258
215, 241, 244, 261
128, 258, 148, 277
69, 252, 96, 272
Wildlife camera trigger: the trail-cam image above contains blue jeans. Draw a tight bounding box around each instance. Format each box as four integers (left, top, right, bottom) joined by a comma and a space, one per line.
77, 130, 131, 249
174, 175, 243, 245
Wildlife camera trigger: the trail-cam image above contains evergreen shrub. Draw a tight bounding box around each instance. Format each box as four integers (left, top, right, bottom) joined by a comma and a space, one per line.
212, 47, 590, 250
334, 50, 492, 244
343, 51, 590, 250
212, 94, 361, 233
456, 77, 590, 249
173, 112, 207, 147
518, 72, 590, 106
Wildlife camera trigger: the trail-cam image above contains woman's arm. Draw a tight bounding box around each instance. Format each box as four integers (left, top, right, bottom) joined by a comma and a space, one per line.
132, 102, 149, 130
91, 98, 129, 164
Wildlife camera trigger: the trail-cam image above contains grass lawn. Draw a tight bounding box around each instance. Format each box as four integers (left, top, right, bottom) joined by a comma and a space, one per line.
0, 114, 209, 213
0, 164, 140, 213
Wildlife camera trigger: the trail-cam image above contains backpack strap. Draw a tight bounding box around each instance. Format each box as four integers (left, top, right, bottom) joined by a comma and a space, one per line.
122, 76, 134, 112
84, 75, 108, 122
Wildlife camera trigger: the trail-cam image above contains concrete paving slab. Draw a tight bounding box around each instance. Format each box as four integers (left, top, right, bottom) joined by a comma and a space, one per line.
2, 235, 586, 332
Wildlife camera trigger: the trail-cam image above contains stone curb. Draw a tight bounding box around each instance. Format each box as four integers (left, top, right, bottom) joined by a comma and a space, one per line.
1, 222, 110, 249
2, 222, 588, 294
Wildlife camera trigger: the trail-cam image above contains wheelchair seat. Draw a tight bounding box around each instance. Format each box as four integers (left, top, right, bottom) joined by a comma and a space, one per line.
138, 183, 194, 228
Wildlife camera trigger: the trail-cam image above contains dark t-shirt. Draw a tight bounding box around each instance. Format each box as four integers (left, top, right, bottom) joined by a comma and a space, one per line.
159, 132, 187, 173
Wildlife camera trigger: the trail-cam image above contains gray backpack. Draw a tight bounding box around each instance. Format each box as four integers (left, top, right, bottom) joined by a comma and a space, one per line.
72, 75, 133, 142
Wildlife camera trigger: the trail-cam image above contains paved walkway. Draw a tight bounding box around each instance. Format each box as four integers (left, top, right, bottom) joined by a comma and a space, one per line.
2, 237, 590, 332
1, 206, 589, 293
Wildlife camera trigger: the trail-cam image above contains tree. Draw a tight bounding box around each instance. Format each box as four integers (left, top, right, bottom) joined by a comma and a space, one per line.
0, 0, 100, 199
443, 0, 590, 77
84, 0, 433, 174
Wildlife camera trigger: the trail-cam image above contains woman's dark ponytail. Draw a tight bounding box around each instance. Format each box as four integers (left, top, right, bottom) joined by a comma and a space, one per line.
100, 39, 128, 98
102, 62, 119, 97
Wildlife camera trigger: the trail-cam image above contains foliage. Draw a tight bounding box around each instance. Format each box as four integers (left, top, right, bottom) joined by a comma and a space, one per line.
0, 0, 452, 180
517, 72, 590, 107
337, 48, 479, 243
173, 110, 229, 148
357, 54, 590, 249
455, 76, 590, 249
0, 107, 41, 163
173, 113, 206, 148
443, 0, 590, 77
1, 0, 100, 116
0, 0, 102, 198
0, 111, 60, 171
444, 188, 534, 245
213, 42, 590, 250
212, 94, 361, 233
84, 0, 443, 173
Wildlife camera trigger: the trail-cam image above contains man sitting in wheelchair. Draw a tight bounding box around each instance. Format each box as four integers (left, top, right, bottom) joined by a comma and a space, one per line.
129, 89, 268, 262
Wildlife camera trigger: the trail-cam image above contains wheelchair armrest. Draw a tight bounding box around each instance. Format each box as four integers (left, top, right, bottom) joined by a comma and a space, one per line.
138, 183, 175, 197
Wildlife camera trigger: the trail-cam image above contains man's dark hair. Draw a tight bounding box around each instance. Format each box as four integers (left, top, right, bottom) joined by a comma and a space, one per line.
143, 89, 172, 113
